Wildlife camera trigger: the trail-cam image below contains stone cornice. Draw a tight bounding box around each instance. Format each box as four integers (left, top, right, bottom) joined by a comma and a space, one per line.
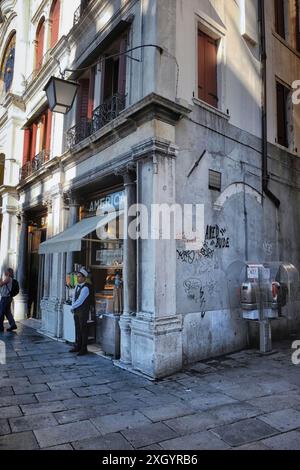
62, 92, 190, 160
1, 92, 25, 111
0, 184, 18, 197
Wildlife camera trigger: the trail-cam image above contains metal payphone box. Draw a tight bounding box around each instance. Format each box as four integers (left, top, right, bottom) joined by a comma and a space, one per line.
240, 263, 295, 320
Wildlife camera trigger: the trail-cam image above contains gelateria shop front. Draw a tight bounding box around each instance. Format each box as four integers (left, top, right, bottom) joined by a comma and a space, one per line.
39, 189, 125, 357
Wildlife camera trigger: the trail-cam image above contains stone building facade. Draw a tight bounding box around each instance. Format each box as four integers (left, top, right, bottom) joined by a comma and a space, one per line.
0, 0, 300, 378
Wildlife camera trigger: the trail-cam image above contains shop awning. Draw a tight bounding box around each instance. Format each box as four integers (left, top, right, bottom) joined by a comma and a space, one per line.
39, 211, 123, 254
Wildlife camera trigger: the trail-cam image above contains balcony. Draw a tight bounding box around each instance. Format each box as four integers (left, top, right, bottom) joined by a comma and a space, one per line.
20, 150, 50, 181
73, 0, 91, 26
66, 93, 126, 148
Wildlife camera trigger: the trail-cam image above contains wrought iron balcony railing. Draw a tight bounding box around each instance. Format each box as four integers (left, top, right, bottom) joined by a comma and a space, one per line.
92, 93, 126, 133
66, 117, 92, 149
66, 93, 126, 148
73, 0, 91, 26
20, 150, 50, 181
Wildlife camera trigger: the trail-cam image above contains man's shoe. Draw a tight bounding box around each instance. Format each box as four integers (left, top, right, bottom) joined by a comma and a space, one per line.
7, 325, 17, 332
69, 347, 79, 353
77, 350, 88, 356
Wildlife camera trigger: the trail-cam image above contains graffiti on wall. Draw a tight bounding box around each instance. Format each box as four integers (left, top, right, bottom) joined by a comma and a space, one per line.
206, 225, 230, 249
183, 276, 218, 318
263, 241, 273, 256
177, 225, 230, 264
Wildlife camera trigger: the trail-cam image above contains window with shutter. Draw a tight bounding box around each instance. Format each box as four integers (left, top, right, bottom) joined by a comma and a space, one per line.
24, 110, 51, 163
274, 0, 285, 38
45, 110, 53, 154
88, 67, 96, 118
30, 123, 38, 160
22, 129, 32, 165
50, 0, 60, 49
276, 82, 289, 148
35, 18, 45, 71
118, 36, 127, 96
197, 30, 218, 108
77, 79, 90, 120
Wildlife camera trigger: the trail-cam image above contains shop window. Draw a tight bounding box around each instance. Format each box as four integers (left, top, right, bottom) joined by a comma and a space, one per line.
35, 17, 45, 71
197, 30, 218, 108
274, 0, 286, 39
21, 109, 52, 178
49, 0, 60, 48
0, 32, 16, 94
276, 81, 290, 148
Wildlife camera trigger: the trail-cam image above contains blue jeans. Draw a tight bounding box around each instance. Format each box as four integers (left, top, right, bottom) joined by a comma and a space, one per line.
0, 296, 16, 329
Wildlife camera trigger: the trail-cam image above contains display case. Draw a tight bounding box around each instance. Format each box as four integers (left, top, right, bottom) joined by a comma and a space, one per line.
89, 239, 123, 269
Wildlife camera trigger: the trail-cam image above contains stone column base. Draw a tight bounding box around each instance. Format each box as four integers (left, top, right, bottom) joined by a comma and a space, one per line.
119, 314, 132, 365
13, 293, 28, 321
131, 313, 183, 379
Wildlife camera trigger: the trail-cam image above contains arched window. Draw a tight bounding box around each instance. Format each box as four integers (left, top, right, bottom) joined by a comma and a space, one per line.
50, 0, 60, 48
0, 32, 16, 94
35, 17, 45, 71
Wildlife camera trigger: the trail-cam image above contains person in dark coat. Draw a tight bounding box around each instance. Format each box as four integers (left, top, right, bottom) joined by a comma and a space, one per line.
69, 268, 91, 356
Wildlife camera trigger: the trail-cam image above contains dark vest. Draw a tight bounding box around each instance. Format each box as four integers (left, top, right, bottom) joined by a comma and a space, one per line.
74, 283, 90, 315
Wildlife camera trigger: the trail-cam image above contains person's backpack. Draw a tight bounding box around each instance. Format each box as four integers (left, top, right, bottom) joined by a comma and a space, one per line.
9, 279, 20, 298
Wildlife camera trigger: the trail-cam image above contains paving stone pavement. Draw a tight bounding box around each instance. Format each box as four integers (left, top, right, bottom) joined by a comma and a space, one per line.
1, 323, 300, 450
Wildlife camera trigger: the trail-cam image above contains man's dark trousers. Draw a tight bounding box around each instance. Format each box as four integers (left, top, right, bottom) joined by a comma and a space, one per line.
74, 309, 88, 352
0, 297, 16, 330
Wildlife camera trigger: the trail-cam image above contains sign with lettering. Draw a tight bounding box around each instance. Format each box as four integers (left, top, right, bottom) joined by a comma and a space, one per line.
247, 266, 259, 279
87, 190, 125, 215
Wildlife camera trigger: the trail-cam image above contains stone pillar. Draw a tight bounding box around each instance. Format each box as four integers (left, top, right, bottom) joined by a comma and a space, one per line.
14, 212, 28, 320
66, 197, 80, 274
119, 169, 137, 365
43, 200, 53, 300
130, 141, 183, 379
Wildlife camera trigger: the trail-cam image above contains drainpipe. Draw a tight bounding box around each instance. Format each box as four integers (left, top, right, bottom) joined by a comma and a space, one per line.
259, 0, 280, 208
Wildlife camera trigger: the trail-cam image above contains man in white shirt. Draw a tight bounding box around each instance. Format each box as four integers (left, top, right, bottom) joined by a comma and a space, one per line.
69, 268, 91, 356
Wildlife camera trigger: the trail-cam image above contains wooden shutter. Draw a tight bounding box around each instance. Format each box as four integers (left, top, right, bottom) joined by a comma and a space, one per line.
276, 82, 288, 147
45, 109, 53, 155
274, 0, 285, 38
198, 31, 218, 108
30, 123, 38, 160
50, 0, 60, 48
22, 129, 32, 165
87, 67, 96, 118
77, 79, 90, 121
35, 19, 45, 70
39, 114, 46, 153
102, 58, 114, 101
205, 36, 218, 108
118, 36, 127, 96
198, 31, 206, 102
